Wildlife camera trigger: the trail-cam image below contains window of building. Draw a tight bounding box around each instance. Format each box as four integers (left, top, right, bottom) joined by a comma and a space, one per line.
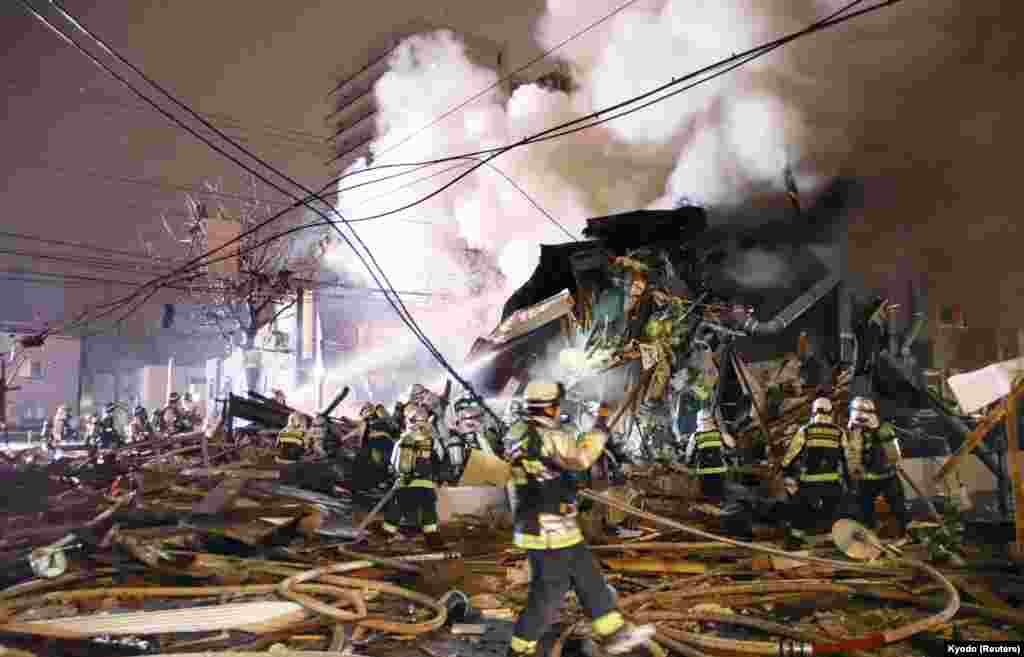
18, 358, 44, 380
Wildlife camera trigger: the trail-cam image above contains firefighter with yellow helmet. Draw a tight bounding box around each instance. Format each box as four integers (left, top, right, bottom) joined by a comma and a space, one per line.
504, 381, 659, 657
380, 402, 445, 547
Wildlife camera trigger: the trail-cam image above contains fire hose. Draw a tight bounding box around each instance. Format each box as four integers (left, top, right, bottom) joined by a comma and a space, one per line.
580, 488, 959, 656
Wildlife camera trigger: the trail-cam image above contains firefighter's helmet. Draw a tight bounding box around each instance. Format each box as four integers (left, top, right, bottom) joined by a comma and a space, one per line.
454, 396, 479, 413
409, 384, 428, 403
849, 396, 880, 429
850, 397, 876, 414
168, 392, 181, 404
286, 412, 306, 430
404, 403, 430, 426
696, 408, 717, 431
133, 405, 147, 420
811, 396, 833, 418
523, 381, 563, 408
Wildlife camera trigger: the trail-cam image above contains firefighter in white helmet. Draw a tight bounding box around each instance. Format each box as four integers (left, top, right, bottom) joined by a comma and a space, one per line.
380, 402, 445, 547
779, 394, 850, 542
683, 408, 735, 500
847, 397, 909, 534
504, 381, 660, 657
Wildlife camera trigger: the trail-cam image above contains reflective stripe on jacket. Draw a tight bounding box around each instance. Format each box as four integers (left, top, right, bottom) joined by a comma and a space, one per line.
864, 424, 898, 479
508, 417, 607, 550
783, 421, 847, 483
688, 430, 727, 476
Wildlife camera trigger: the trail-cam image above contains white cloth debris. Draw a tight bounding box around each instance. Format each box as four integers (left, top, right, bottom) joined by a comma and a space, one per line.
947, 357, 1024, 413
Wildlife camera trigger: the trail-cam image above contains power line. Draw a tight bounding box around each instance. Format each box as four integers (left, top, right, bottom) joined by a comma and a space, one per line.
0, 229, 163, 260
181, 0, 889, 285
32, 0, 490, 407
0, 268, 435, 299
328, 0, 888, 224
18, 0, 895, 350
361, 0, 650, 165
28, 162, 294, 205
3, 79, 329, 147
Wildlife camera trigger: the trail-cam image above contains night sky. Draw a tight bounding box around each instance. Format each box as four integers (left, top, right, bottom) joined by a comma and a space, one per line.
1, 0, 1021, 336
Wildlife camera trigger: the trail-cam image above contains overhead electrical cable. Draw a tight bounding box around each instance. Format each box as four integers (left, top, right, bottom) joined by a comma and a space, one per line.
19, 0, 892, 356
171, 0, 887, 285
0, 229, 166, 260
3, 79, 329, 148
358, 0, 650, 165
30, 0, 483, 403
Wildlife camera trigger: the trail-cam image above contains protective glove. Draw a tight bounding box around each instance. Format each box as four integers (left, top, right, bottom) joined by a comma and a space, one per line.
783, 477, 799, 496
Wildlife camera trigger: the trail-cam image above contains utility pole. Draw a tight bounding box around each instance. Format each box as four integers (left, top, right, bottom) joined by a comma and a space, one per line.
1, 358, 21, 443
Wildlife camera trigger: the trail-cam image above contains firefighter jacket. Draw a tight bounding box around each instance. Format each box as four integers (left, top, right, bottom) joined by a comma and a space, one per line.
95, 417, 123, 449
276, 429, 308, 463
861, 423, 899, 480
684, 430, 730, 476
364, 418, 396, 472
391, 428, 443, 489
781, 418, 848, 484
505, 415, 609, 550
162, 406, 193, 435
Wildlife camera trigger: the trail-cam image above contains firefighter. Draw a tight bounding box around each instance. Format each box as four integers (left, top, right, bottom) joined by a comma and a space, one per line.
82, 414, 98, 446
505, 381, 658, 657
847, 397, 909, 534
48, 404, 71, 451
95, 403, 124, 450
308, 414, 328, 458
276, 412, 310, 464
381, 403, 445, 547
163, 392, 193, 435
683, 409, 734, 500
127, 405, 150, 443
780, 395, 850, 541
181, 392, 203, 428
358, 402, 398, 490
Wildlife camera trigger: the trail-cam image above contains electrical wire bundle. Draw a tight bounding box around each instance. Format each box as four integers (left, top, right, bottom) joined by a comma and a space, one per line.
12, 0, 903, 415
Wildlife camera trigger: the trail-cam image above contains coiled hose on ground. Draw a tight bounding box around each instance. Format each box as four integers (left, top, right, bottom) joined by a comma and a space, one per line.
581, 488, 960, 656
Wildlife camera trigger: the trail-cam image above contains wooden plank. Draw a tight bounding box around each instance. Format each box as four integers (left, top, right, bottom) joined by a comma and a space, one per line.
952, 576, 1014, 613
933, 384, 1017, 482
2, 601, 306, 637
191, 478, 247, 516
1007, 382, 1024, 553
600, 558, 707, 574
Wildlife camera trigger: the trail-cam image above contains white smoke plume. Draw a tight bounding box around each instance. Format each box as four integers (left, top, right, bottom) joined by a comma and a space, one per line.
328, 1, 856, 396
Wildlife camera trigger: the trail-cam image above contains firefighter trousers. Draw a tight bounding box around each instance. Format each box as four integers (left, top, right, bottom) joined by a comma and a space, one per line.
787, 481, 845, 533
859, 475, 908, 532
698, 473, 725, 500
511, 543, 619, 654
382, 486, 439, 534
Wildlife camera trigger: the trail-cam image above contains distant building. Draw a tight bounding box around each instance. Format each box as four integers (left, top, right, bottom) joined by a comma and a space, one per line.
1, 327, 81, 429
326, 20, 508, 177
